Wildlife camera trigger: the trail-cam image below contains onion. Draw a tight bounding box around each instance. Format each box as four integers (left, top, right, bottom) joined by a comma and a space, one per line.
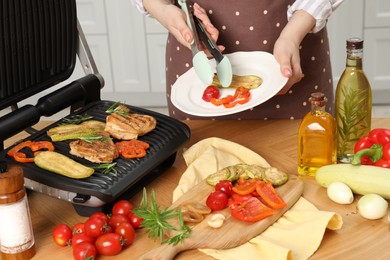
181, 209, 204, 223
181, 202, 211, 215
357, 194, 388, 220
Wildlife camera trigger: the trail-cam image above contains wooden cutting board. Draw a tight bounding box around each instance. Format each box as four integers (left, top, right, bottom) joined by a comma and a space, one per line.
139, 175, 304, 260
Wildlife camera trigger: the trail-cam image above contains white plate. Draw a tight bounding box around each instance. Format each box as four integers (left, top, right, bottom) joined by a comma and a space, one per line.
171, 51, 288, 117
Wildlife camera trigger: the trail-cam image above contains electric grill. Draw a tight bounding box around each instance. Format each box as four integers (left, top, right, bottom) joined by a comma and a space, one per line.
0, 0, 190, 216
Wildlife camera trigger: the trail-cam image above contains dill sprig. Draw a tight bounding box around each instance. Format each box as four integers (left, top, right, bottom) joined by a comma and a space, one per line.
105, 102, 130, 116
60, 113, 93, 125
133, 188, 191, 246
93, 162, 117, 175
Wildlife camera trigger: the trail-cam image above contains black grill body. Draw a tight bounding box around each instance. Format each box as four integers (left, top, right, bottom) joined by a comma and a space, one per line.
0, 0, 191, 216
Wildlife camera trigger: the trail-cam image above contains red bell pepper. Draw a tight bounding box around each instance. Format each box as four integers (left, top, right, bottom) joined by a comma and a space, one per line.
7, 140, 55, 163
351, 128, 390, 168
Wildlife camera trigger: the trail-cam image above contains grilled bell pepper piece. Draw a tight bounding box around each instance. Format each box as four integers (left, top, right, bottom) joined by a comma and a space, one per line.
7, 140, 55, 163
352, 128, 390, 168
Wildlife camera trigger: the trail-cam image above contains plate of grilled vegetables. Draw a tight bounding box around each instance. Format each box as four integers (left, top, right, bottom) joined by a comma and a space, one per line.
171, 51, 288, 117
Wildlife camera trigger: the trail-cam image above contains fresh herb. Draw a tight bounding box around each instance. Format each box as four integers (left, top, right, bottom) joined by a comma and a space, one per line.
133, 188, 191, 246
78, 135, 105, 143
336, 87, 370, 155
93, 162, 117, 175
60, 113, 93, 125
105, 102, 130, 116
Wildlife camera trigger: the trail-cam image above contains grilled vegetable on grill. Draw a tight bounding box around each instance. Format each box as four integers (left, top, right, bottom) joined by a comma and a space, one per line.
69, 131, 119, 163
212, 74, 263, 89
206, 164, 288, 187
34, 151, 94, 179
105, 104, 156, 140
47, 120, 106, 142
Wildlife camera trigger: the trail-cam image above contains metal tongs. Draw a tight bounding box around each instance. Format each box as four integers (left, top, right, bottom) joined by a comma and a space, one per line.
178, 0, 232, 87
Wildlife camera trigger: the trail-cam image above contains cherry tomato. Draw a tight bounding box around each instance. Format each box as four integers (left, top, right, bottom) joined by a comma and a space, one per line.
90, 211, 109, 224
206, 191, 229, 211
52, 224, 72, 247
112, 200, 134, 216
108, 214, 131, 230
73, 242, 97, 260
85, 217, 110, 238
115, 222, 135, 246
72, 222, 85, 235
202, 85, 220, 102
215, 180, 233, 196
71, 233, 95, 248
95, 233, 123, 256
128, 212, 143, 229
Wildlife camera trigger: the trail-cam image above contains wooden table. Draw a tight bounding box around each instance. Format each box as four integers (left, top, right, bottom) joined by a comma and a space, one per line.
3, 119, 390, 259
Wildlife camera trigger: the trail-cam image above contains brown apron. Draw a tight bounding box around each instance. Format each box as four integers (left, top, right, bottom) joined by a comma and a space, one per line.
165, 0, 334, 120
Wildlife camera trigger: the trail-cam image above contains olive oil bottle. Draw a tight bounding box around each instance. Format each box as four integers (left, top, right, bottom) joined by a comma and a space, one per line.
298, 92, 336, 176
335, 38, 372, 163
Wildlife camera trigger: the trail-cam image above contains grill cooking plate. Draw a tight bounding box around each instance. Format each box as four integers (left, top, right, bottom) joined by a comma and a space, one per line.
0, 101, 190, 216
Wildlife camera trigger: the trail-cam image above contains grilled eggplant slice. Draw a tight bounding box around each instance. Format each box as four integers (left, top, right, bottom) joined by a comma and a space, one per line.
34, 151, 94, 179
212, 74, 263, 89
47, 120, 106, 142
206, 164, 288, 186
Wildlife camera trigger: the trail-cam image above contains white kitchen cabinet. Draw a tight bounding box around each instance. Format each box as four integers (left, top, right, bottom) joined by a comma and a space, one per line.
328, 0, 390, 105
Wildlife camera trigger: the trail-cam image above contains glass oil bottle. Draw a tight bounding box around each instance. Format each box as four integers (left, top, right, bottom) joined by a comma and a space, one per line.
335, 37, 372, 163
298, 92, 336, 176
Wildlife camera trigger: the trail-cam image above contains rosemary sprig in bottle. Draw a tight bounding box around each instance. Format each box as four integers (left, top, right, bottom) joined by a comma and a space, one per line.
105, 102, 130, 116
133, 188, 191, 246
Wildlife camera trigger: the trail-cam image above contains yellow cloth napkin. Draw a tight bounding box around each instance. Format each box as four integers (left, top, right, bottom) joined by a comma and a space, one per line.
173, 137, 343, 260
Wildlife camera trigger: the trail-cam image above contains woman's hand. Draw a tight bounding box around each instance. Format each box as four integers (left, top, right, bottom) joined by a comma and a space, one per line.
144, 0, 223, 54
273, 36, 304, 94
273, 10, 315, 94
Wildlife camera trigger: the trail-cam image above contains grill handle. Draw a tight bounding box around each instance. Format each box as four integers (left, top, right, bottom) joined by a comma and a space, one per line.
0, 75, 101, 147
37, 74, 101, 116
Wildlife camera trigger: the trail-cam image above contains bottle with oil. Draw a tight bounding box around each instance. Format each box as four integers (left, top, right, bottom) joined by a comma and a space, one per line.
298, 92, 336, 176
335, 37, 372, 163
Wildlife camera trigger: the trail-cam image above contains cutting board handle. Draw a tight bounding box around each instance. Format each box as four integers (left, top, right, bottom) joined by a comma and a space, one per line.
138, 242, 188, 260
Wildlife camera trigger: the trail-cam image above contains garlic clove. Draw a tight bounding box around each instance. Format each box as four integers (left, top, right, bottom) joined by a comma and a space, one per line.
207, 213, 226, 229
327, 182, 354, 204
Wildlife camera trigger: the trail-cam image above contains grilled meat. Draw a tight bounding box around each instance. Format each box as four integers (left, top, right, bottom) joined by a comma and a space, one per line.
69, 131, 119, 163
105, 107, 156, 140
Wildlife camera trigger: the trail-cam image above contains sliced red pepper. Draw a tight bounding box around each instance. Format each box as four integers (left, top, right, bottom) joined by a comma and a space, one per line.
230, 197, 277, 222
7, 140, 55, 163
115, 140, 149, 159
232, 178, 259, 195
210, 86, 251, 108
255, 181, 287, 209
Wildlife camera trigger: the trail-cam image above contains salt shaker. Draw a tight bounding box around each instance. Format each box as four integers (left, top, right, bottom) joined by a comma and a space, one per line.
0, 166, 36, 260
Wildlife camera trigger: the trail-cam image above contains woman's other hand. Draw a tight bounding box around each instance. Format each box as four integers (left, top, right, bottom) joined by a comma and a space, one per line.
273, 36, 304, 94
273, 9, 315, 95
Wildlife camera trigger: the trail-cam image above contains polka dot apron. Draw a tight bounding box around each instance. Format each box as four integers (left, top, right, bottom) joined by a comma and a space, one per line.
165, 0, 334, 120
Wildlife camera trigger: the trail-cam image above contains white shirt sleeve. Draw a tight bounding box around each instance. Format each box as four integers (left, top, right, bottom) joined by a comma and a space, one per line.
130, 0, 150, 16
288, 0, 344, 33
